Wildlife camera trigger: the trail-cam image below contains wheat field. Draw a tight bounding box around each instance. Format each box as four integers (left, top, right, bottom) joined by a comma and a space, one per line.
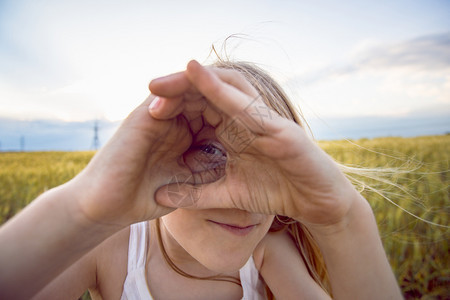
0, 135, 448, 299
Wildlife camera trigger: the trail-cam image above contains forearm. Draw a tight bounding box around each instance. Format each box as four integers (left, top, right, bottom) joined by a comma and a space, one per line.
0, 180, 120, 299
306, 194, 403, 300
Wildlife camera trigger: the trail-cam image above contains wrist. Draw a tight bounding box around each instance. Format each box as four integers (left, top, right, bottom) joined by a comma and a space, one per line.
303, 192, 374, 240
57, 176, 125, 236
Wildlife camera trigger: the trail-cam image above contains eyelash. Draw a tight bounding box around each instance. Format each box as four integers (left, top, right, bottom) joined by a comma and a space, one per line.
184, 141, 227, 182
198, 144, 226, 157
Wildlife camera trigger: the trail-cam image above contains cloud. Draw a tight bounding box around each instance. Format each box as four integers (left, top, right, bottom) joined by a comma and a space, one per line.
356, 32, 450, 72
294, 32, 450, 85
287, 32, 450, 120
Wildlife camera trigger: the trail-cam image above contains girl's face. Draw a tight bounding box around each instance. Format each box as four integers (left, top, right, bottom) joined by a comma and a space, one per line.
161, 125, 274, 273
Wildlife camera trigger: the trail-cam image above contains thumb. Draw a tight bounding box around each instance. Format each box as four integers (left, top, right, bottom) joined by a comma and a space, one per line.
155, 177, 231, 210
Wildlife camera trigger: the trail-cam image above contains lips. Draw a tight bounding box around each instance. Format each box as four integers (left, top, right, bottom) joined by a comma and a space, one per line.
208, 220, 257, 236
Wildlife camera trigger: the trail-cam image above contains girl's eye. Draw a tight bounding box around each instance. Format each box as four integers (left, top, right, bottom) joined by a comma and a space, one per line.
184, 142, 226, 169
183, 141, 227, 183
199, 144, 225, 157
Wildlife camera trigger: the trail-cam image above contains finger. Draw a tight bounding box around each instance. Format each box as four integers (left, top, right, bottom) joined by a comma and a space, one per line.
186, 60, 277, 136
186, 60, 253, 116
148, 66, 258, 98
149, 96, 185, 119
202, 104, 222, 127
209, 67, 259, 97
155, 179, 232, 210
180, 96, 207, 121
182, 93, 222, 128
188, 115, 204, 135
149, 63, 261, 129
151, 93, 222, 130
148, 71, 192, 97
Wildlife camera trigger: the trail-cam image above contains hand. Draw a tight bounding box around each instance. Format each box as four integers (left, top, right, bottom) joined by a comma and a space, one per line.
72, 94, 198, 227
152, 61, 361, 229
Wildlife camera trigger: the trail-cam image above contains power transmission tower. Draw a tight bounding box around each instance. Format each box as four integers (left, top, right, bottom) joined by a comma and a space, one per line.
91, 120, 100, 150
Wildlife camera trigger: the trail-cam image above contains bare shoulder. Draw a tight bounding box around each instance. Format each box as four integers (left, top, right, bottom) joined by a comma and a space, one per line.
33, 226, 131, 300
92, 225, 130, 299
254, 229, 331, 299
253, 229, 294, 270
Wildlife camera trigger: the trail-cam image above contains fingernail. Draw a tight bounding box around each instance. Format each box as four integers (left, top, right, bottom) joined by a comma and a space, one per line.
149, 96, 161, 111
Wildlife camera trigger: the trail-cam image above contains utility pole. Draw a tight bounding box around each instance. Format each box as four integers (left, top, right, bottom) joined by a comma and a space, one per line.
91, 120, 100, 150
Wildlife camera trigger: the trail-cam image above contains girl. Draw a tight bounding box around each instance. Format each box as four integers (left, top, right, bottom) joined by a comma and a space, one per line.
0, 60, 402, 299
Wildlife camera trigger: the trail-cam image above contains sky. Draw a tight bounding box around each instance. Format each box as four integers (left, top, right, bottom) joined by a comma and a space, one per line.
0, 0, 449, 149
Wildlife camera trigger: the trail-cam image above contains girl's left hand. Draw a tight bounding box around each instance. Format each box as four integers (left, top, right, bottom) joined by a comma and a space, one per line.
150, 60, 362, 229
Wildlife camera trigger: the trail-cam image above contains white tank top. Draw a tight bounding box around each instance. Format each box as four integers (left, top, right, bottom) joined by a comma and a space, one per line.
120, 221, 267, 300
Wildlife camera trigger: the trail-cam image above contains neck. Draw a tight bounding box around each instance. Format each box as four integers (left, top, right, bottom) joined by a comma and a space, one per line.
153, 218, 212, 275
152, 218, 242, 285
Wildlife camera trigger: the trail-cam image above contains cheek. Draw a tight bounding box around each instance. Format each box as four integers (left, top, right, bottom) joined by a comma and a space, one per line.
161, 210, 202, 243
257, 215, 275, 239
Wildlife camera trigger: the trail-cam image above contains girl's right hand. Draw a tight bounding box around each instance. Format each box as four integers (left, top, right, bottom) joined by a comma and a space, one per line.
72, 93, 196, 228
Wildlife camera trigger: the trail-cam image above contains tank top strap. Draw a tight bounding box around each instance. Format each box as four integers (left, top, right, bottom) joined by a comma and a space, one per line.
239, 256, 267, 300
127, 221, 149, 272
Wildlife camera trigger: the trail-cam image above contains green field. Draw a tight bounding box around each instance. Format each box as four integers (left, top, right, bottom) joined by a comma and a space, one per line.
0, 135, 448, 299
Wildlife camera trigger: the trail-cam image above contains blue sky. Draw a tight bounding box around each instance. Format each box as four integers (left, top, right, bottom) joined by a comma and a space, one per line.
0, 0, 449, 149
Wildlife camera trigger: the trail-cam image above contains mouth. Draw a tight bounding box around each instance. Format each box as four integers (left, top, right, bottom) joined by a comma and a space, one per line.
207, 220, 257, 236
